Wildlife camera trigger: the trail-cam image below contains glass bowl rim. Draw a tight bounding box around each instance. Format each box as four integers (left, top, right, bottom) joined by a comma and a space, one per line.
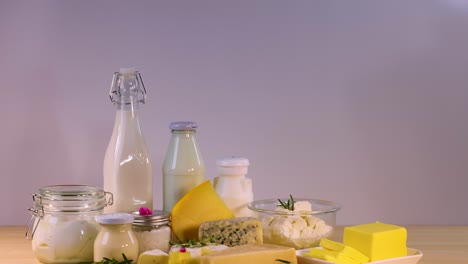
248, 198, 341, 215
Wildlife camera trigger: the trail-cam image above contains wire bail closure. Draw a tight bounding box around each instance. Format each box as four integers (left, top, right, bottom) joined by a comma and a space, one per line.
25, 189, 114, 240
109, 71, 147, 104
25, 193, 43, 240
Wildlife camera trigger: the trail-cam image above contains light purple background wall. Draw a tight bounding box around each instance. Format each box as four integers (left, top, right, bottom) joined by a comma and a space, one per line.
1, 0, 467, 226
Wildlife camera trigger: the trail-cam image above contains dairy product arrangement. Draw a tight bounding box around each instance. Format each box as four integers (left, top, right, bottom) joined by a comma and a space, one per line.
25, 68, 421, 264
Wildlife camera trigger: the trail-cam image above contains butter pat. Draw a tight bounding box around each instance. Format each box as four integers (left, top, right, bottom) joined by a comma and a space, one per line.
199, 217, 263, 246
319, 238, 369, 263
138, 249, 169, 264
343, 222, 407, 261
303, 248, 360, 264
200, 244, 297, 264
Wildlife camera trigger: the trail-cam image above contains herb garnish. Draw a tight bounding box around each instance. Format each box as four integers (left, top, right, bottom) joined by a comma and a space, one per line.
275, 259, 292, 263
79, 253, 133, 264
277, 194, 295, 211
169, 238, 216, 248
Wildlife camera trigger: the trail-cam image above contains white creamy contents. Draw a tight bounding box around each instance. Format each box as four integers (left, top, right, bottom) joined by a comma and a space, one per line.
262, 201, 333, 249
104, 108, 153, 213
214, 157, 254, 218
163, 123, 205, 212
94, 223, 139, 262
32, 215, 99, 263
134, 226, 172, 253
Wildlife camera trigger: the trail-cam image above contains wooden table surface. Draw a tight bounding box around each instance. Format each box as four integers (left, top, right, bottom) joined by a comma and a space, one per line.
0, 226, 467, 264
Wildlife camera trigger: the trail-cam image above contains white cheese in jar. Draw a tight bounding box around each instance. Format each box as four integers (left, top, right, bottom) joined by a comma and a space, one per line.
32, 215, 99, 263
134, 225, 172, 253
132, 209, 172, 254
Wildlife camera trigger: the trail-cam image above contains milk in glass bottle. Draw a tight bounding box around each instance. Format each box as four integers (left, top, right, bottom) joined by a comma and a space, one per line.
104, 68, 153, 213
162, 121, 205, 212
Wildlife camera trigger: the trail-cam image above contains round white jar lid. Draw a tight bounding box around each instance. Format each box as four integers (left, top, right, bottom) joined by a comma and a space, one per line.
96, 213, 134, 225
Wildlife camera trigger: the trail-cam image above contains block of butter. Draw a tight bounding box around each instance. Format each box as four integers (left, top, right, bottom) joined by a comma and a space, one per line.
138, 249, 169, 264
343, 222, 407, 261
200, 244, 297, 264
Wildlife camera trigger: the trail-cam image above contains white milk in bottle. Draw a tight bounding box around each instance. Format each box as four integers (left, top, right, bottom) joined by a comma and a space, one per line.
103, 68, 153, 213
162, 121, 205, 212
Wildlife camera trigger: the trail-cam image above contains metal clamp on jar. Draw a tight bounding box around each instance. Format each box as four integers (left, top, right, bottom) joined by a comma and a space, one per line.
26, 185, 113, 263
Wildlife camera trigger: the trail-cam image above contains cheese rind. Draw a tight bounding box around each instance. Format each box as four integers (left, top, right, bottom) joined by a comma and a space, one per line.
198, 217, 263, 246
200, 244, 297, 264
343, 222, 407, 261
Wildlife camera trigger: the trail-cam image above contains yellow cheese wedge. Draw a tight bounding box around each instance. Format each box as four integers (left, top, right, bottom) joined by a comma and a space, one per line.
344, 222, 407, 261
138, 249, 169, 264
168, 251, 193, 264
200, 244, 297, 264
168, 245, 228, 264
319, 238, 369, 263
171, 180, 235, 241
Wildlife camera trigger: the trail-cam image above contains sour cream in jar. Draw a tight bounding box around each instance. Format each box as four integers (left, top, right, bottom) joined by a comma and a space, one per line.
94, 213, 139, 262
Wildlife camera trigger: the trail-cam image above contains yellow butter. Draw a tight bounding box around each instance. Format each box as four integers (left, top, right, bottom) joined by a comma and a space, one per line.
319, 238, 369, 263
303, 248, 360, 264
200, 244, 297, 264
138, 249, 169, 264
343, 222, 407, 261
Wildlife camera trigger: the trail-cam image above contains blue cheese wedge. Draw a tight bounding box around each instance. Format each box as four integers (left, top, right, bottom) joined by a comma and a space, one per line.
198, 217, 263, 247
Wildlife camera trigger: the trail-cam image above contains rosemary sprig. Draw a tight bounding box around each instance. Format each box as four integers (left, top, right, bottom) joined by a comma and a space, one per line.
79, 253, 133, 264
276, 259, 292, 263
277, 194, 295, 211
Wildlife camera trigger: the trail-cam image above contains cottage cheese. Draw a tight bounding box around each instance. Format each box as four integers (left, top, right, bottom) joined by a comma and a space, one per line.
262, 201, 333, 249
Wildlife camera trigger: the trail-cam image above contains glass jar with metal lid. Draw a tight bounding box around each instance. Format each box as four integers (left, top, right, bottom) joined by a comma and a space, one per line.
132, 209, 172, 253
26, 185, 112, 263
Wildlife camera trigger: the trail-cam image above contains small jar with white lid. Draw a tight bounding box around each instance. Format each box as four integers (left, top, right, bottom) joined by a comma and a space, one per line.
94, 213, 139, 262
26, 185, 112, 264
132, 209, 172, 253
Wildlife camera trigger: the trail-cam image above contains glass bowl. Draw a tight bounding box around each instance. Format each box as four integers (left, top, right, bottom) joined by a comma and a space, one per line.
248, 198, 341, 249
